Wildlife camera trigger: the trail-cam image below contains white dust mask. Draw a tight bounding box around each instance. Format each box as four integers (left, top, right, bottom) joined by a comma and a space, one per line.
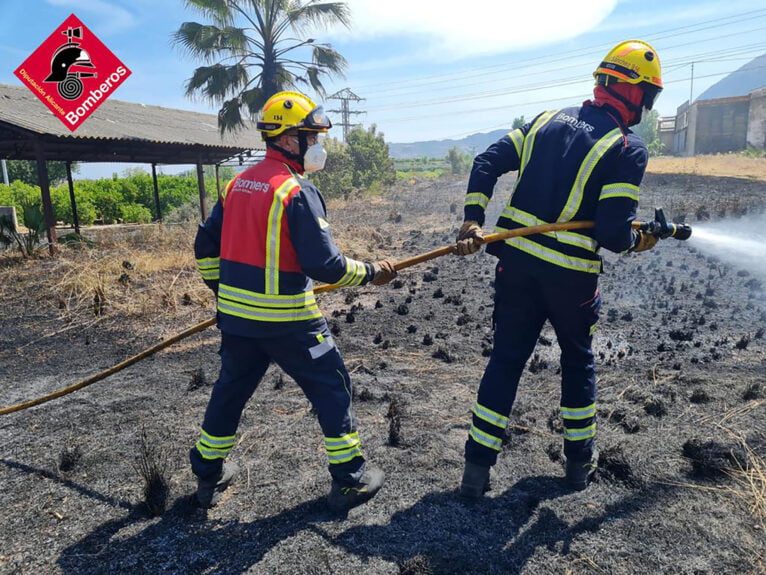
303, 143, 327, 173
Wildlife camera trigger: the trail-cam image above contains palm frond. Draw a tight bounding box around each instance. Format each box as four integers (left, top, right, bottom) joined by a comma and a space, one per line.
172, 22, 251, 61
311, 43, 347, 74
218, 96, 246, 134
274, 64, 296, 89
240, 86, 268, 117
287, 1, 351, 32
183, 0, 234, 26
185, 64, 249, 102
304, 66, 324, 97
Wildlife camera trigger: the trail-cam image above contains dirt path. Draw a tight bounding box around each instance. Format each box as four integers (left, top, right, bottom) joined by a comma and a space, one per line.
648, 153, 766, 181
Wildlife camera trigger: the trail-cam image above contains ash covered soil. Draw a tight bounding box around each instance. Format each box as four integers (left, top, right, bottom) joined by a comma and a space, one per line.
1, 173, 765, 574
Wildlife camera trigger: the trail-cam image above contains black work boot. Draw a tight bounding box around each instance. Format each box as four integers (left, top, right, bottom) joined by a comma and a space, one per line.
459, 462, 491, 501
565, 454, 598, 491
196, 462, 240, 508
328, 466, 385, 511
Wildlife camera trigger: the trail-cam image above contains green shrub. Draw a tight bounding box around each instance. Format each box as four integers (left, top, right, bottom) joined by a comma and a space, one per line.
0, 199, 46, 257
121, 203, 153, 224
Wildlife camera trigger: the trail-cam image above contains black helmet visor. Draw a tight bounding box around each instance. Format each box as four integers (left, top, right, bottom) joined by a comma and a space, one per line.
298, 106, 332, 131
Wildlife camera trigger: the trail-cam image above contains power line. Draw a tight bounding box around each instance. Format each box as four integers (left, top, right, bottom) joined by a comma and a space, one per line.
384, 61, 766, 136
361, 26, 766, 110
351, 8, 766, 94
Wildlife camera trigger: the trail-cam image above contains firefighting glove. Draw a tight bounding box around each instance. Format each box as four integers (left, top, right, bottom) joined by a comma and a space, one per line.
456, 220, 484, 256
630, 230, 659, 253
371, 259, 398, 286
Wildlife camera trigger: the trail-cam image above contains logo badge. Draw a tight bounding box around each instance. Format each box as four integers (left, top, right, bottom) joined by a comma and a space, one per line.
14, 14, 131, 131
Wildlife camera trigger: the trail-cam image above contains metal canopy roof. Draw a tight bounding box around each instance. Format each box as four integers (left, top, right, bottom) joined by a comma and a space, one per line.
0, 84, 264, 165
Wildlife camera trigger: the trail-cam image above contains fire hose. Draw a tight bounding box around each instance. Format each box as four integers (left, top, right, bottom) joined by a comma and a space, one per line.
0, 210, 691, 415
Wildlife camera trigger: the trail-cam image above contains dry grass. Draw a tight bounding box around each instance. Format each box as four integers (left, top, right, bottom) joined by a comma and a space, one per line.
725, 433, 766, 524
669, 427, 766, 526
648, 154, 766, 181
44, 223, 209, 322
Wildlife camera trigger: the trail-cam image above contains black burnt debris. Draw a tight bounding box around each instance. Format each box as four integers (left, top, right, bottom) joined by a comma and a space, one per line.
1, 172, 765, 574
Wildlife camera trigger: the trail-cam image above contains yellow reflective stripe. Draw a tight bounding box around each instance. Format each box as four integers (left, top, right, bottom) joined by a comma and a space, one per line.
505, 236, 601, 273
465, 192, 490, 210
221, 179, 234, 203
198, 270, 219, 280
500, 207, 597, 252
519, 110, 558, 178
199, 429, 236, 447
563, 422, 597, 441
507, 128, 524, 157
265, 177, 299, 295
561, 403, 597, 420
472, 402, 509, 429
196, 257, 220, 279
559, 128, 623, 222
469, 425, 503, 451
218, 284, 316, 308
325, 432, 360, 450
556, 231, 596, 252
218, 300, 322, 322
327, 447, 363, 464
589, 323, 598, 336
195, 441, 232, 460
196, 257, 219, 267
599, 183, 639, 202
336, 258, 367, 287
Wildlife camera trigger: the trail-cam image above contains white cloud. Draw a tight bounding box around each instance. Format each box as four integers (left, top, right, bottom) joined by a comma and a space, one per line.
334, 0, 618, 59
45, 0, 136, 34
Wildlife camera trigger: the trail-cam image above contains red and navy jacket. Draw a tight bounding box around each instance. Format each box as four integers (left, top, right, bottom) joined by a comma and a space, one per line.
464, 103, 647, 274
195, 148, 375, 337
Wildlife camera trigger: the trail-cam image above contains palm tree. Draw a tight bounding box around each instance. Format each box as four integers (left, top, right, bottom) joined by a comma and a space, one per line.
173, 0, 350, 134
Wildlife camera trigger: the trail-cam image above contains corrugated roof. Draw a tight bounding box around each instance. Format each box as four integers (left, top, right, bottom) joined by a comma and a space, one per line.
0, 83, 264, 151
697, 52, 766, 102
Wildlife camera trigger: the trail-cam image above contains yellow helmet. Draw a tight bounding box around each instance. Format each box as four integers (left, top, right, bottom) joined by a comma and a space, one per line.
256, 91, 331, 138
594, 40, 662, 110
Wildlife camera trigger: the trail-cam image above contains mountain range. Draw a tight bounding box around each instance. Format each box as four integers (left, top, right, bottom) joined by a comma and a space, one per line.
388, 128, 508, 159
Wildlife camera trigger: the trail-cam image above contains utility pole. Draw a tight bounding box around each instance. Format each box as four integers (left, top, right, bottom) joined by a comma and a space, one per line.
327, 88, 365, 141
689, 62, 695, 104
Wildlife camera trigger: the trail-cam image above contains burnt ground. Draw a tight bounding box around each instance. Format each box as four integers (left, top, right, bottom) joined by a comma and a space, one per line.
0, 172, 765, 574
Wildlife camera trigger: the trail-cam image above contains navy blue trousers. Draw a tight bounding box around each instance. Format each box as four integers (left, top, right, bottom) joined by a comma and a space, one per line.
190, 319, 365, 486
465, 254, 600, 467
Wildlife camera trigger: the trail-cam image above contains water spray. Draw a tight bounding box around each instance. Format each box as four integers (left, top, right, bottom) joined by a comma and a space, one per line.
687, 212, 766, 280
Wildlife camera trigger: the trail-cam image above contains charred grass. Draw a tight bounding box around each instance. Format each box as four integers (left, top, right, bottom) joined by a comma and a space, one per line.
1, 173, 765, 574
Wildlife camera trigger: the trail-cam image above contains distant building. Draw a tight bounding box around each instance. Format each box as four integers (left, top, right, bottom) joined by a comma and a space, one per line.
662, 52, 766, 156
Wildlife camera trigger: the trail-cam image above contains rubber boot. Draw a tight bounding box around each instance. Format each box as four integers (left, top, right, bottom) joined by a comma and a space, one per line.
459, 462, 490, 501
328, 466, 385, 511
196, 462, 240, 508
565, 453, 598, 491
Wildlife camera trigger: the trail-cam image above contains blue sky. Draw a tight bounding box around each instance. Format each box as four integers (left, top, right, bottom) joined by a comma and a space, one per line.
2, 0, 766, 178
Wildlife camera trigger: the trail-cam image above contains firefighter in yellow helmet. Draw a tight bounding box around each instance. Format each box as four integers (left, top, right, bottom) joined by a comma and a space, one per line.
190, 91, 396, 509
456, 41, 663, 497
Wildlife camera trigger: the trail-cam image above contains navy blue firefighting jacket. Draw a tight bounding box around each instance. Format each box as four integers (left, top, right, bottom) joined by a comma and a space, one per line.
464, 103, 647, 273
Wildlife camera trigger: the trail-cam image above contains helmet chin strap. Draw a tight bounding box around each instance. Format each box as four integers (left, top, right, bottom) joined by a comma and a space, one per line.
267, 138, 305, 169
603, 84, 643, 126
